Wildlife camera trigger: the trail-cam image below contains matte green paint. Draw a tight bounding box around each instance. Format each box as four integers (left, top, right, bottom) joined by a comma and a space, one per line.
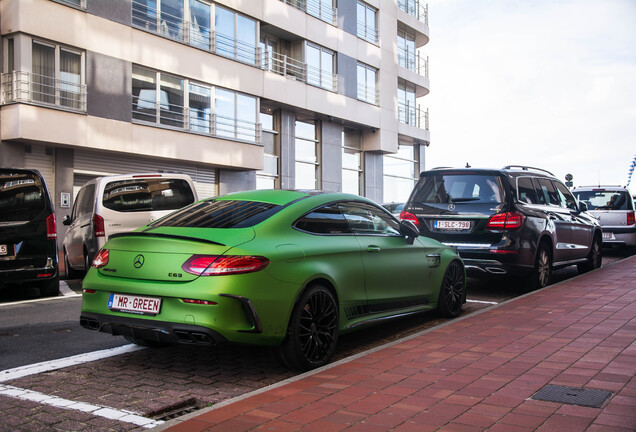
81, 190, 464, 346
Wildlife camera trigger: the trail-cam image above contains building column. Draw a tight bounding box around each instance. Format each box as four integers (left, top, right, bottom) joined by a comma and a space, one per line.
364, 152, 383, 202
0, 141, 24, 167
320, 120, 342, 192
279, 109, 296, 190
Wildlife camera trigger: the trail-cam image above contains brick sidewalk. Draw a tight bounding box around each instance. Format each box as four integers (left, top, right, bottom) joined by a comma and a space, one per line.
157, 256, 636, 432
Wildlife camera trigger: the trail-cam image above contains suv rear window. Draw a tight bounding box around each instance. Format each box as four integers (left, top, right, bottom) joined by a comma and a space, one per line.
150, 200, 282, 228
574, 190, 633, 211
410, 173, 504, 204
102, 178, 195, 212
0, 171, 46, 224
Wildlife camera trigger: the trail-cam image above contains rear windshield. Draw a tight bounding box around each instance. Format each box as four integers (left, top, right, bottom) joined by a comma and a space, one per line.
102, 178, 195, 212
150, 199, 282, 228
573, 190, 633, 211
410, 173, 504, 205
0, 171, 46, 224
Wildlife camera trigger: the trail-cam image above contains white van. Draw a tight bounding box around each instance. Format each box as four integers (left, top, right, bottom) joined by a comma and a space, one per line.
62, 173, 197, 277
572, 185, 636, 247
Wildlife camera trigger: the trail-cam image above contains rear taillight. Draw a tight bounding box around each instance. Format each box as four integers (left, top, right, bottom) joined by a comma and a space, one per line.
628, 211, 635, 226
182, 255, 270, 276
93, 249, 109, 268
486, 211, 525, 230
46, 213, 57, 239
182, 299, 218, 305
400, 210, 420, 227
94, 215, 105, 237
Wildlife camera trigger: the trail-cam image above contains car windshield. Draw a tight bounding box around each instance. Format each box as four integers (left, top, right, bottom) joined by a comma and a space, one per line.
574, 190, 633, 211
102, 178, 195, 212
149, 199, 283, 228
411, 173, 504, 205
0, 172, 46, 224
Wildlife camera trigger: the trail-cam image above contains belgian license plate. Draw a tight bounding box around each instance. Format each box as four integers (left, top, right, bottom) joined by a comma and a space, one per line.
0, 244, 6, 256
434, 220, 471, 230
602, 232, 615, 240
108, 293, 161, 315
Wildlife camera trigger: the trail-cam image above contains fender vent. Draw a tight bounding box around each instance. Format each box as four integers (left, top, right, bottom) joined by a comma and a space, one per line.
531, 385, 612, 408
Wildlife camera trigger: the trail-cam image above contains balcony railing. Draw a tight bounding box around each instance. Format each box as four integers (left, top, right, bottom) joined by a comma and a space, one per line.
132, 95, 262, 143
280, 0, 337, 26
357, 83, 379, 105
260, 51, 338, 92
398, 0, 429, 25
1, 71, 86, 112
398, 52, 429, 78
398, 103, 429, 130
356, 21, 379, 45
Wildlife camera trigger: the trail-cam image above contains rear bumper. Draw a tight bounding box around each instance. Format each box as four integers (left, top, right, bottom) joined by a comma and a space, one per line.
0, 258, 58, 286
601, 228, 636, 247
445, 243, 533, 277
80, 312, 228, 346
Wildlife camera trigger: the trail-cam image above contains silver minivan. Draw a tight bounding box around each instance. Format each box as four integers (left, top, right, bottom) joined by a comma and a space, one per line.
572, 186, 636, 247
62, 173, 197, 277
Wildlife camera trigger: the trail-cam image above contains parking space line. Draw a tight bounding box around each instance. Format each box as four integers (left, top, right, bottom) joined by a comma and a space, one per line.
0, 345, 145, 383
466, 299, 499, 305
59, 280, 79, 297
0, 384, 164, 429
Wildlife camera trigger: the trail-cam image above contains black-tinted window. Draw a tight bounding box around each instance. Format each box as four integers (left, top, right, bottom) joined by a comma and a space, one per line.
411, 173, 504, 204
151, 199, 281, 228
340, 202, 400, 236
0, 171, 46, 223
517, 177, 539, 204
294, 204, 351, 234
102, 178, 195, 212
554, 181, 577, 210
535, 178, 560, 206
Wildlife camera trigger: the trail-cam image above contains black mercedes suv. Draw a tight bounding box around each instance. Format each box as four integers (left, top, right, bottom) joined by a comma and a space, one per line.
400, 165, 602, 289
0, 168, 59, 297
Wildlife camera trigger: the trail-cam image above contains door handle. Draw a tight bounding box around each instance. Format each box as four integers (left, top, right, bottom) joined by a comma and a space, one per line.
367, 246, 381, 253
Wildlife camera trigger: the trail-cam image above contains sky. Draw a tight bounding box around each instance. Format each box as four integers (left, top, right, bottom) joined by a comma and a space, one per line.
423, 0, 636, 193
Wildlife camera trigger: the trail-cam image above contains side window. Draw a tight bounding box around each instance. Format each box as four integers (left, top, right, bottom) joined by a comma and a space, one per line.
340, 202, 401, 236
517, 177, 538, 204
70, 187, 85, 220
293, 204, 351, 234
536, 178, 560, 206
554, 181, 577, 210
79, 184, 95, 217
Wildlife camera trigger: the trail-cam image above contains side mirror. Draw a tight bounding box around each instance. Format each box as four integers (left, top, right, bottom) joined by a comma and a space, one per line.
62, 215, 71, 226
579, 202, 588, 212
399, 220, 420, 245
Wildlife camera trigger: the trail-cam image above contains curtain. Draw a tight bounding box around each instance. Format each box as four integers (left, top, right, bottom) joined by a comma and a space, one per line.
32, 42, 55, 104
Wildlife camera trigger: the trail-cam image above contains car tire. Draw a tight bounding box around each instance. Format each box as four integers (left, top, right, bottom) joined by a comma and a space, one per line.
65, 250, 80, 280
577, 235, 602, 273
527, 243, 552, 291
40, 276, 59, 297
84, 252, 92, 275
123, 335, 168, 348
437, 260, 465, 318
275, 285, 339, 371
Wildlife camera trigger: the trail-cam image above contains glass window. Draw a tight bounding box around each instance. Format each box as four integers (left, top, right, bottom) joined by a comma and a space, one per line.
151, 199, 281, 228
32, 42, 55, 104
0, 171, 46, 223
411, 173, 504, 205
189, 83, 211, 133
190, 0, 211, 49
295, 120, 318, 190
133, 0, 158, 30
554, 181, 578, 210
397, 30, 416, 71
383, 146, 419, 203
340, 202, 401, 236
31, 41, 84, 110
306, 43, 334, 90
306, 0, 335, 24
357, 1, 377, 43
398, 80, 417, 125
132, 66, 158, 122
214, 88, 257, 141
102, 178, 195, 213
237, 14, 257, 64
573, 190, 633, 211
357, 63, 377, 104
342, 129, 362, 195
517, 177, 539, 204
159, 74, 184, 127
294, 204, 351, 234
214, 6, 257, 65
214, 87, 235, 138
535, 178, 560, 206
236, 93, 257, 141
59, 49, 81, 109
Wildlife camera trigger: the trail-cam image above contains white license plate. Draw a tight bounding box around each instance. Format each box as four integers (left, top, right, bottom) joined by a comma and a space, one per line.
602, 232, 615, 240
0, 244, 6, 256
434, 220, 471, 230
108, 293, 161, 315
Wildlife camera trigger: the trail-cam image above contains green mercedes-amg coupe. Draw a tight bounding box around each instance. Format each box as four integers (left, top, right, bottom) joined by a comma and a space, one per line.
80, 190, 465, 370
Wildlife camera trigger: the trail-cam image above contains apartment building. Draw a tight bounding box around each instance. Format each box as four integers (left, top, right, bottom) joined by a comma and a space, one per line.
0, 0, 430, 241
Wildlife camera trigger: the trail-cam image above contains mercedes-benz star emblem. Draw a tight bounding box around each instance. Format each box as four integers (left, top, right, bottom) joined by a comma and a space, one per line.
448, 204, 456, 211
133, 254, 145, 269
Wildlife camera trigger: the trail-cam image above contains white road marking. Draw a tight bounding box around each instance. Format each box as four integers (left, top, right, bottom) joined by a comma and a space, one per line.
0, 384, 164, 428
59, 280, 78, 296
466, 299, 499, 305
0, 345, 145, 383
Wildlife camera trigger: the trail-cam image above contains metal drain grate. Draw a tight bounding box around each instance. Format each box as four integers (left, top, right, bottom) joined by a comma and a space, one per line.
531, 385, 612, 408
148, 398, 205, 421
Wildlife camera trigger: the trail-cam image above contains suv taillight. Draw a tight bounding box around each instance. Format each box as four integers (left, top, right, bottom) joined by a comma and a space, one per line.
628, 211, 635, 226
94, 215, 105, 237
182, 255, 270, 276
400, 210, 420, 227
46, 213, 57, 239
486, 211, 525, 230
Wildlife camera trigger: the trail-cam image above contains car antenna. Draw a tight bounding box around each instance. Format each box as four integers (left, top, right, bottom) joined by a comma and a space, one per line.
465, 163, 471, 168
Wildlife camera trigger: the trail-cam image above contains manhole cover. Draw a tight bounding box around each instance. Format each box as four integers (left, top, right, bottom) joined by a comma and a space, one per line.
531, 385, 612, 408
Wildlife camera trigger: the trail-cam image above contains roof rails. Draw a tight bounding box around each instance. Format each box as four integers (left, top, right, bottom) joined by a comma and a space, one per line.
503, 165, 554, 176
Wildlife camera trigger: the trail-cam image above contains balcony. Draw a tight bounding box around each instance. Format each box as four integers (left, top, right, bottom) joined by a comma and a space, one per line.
398, 51, 428, 78
1, 71, 86, 112
132, 95, 262, 143
398, 0, 429, 25
398, 103, 429, 130
280, 0, 337, 26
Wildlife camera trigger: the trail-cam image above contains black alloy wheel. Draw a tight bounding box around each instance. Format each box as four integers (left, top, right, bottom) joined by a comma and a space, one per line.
277, 285, 339, 371
437, 260, 465, 318
527, 243, 552, 291
578, 236, 602, 273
